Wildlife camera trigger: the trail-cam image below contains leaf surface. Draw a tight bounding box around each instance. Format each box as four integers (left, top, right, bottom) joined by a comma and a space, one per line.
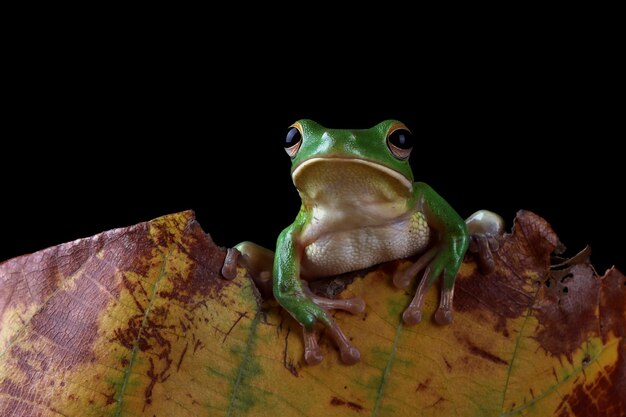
0, 210, 623, 417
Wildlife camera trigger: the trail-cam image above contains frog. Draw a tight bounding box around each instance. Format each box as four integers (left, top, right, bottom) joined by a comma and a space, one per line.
221, 119, 503, 365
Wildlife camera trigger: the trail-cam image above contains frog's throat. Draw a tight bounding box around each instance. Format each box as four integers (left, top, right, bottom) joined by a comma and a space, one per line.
292, 157, 412, 190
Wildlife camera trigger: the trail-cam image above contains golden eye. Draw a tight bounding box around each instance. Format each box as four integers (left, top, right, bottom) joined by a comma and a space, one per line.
386, 124, 413, 160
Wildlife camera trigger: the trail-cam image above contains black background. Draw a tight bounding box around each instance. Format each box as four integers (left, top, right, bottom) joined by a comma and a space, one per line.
1, 50, 623, 273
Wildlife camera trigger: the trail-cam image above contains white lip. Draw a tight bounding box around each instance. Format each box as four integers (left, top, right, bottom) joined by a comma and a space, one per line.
292, 157, 412, 190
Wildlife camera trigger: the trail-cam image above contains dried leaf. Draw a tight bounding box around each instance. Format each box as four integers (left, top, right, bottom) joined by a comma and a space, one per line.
0, 210, 624, 417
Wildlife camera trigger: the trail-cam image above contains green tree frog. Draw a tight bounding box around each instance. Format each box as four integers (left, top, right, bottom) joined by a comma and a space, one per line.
222, 120, 503, 365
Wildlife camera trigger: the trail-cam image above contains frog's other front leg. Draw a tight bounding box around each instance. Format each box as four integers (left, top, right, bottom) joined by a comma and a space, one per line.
275, 226, 364, 365
392, 210, 504, 288
393, 183, 469, 326
393, 189, 505, 325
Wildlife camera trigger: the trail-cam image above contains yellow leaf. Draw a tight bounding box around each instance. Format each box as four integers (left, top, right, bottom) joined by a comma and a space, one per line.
0, 210, 624, 417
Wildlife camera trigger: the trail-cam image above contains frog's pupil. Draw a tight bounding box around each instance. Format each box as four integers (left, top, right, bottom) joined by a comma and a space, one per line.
389, 129, 413, 150
285, 127, 301, 148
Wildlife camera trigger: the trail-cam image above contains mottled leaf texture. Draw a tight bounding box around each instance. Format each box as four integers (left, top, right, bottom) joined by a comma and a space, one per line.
0, 211, 624, 417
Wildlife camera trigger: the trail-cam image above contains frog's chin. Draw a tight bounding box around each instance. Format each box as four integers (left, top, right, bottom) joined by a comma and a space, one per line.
292, 157, 413, 200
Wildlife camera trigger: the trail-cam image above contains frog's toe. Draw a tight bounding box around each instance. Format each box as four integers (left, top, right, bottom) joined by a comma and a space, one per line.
340, 346, 361, 365
402, 308, 423, 325
305, 348, 324, 365
469, 235, 497, 274
304, 282, 366, 315
393, 247, 437, 289
335, 297, 365, 314
303, 328, 324, 365
434, 285, 454, 324
221, 248, 240, 280
401, 262, 436, 325
325, 319, 361, 365
313, 296, 366, 315
434, 309, 452, 325
299, 304, 361, 365
405, 283, 454, 326
349, 297, 366, 314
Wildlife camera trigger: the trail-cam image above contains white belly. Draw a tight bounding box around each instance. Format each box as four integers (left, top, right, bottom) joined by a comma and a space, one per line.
301, 211, 430, 278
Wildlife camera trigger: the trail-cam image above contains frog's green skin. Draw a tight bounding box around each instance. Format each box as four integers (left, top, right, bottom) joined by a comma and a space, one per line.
228, 120, 502, 365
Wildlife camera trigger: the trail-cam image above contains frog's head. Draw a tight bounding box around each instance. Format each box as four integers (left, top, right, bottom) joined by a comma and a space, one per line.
285, 119, 415, 205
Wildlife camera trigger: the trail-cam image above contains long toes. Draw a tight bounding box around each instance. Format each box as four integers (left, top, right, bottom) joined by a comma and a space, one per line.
435, 287, 454, 324
309, 295, 366, 315
402, 308, 422, 325
394, 247, 439, 289
325, 321, 361, 365
487, 236, 500, 251
303, 328, 323, 365
476, 236, 496, 274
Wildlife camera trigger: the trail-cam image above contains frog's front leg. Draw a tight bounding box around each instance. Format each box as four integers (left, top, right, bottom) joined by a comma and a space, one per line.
223, 238, 365, 365
274, 225, 365, 365
393, 182, 470, 325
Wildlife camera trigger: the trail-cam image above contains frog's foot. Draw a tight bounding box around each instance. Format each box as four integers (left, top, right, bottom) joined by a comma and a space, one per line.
398, 211, 504, 325
469, 235, 500, 274
466, 210, 505, 274
393, 243, 463, 326
400, 268, 454, 325
221, 242, 275, 298
302, 319, 361, 365
296, 284, 363, 365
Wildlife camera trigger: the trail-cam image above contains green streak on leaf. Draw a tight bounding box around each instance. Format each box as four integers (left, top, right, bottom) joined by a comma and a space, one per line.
386, 298, 404, 319
225, 310, 263, 417
371, 322, 403, 417
500, 287, 539, 414
113, 252, 170, 417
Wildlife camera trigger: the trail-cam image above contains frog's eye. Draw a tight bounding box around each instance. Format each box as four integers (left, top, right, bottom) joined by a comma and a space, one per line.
387, 127, 413, 160
284, 125, 303, 158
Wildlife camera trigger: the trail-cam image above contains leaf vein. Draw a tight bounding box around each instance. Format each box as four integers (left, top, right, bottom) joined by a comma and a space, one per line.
225, 310, 261, 417
499, 264, 541, 414
113, 251, 170, 417
500, 339, 619, 416
371, 322, 403, 417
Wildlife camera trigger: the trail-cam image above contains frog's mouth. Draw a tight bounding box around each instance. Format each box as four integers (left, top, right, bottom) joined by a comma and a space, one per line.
292, 157, 413, 203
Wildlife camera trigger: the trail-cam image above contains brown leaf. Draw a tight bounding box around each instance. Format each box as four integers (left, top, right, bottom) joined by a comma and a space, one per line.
0, 210, 623, 417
